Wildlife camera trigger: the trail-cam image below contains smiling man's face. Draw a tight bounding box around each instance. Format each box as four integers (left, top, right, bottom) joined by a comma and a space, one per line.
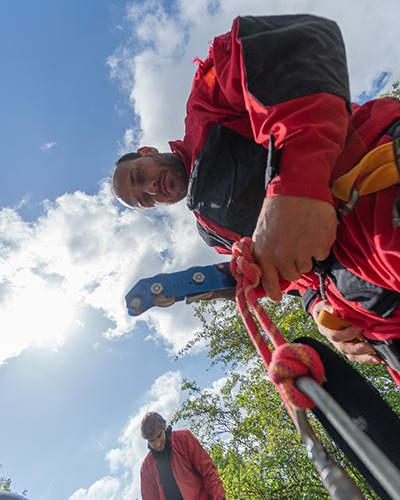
112, 153, 188, 209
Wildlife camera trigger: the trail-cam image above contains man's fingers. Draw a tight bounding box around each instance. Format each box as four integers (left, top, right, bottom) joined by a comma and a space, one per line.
294, 257, 313, 275
345, 353, 384, 364
332, 338, 384, 364
261, 279, 282, 302
259, 262, 282, 302
337, 339, 374, 356
252, 196, 338, 295
278, 263, 302, 282
313, 301, 385, 366
341, 345, 383, 364
328, 326, 364, 343
313, 246, 333, 262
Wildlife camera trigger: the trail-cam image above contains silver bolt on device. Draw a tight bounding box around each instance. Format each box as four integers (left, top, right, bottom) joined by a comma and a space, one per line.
150, 283, 163, 295
192, 272, 205, 284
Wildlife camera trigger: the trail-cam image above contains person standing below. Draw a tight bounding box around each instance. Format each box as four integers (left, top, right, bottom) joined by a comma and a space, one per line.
140, 412, 226, 500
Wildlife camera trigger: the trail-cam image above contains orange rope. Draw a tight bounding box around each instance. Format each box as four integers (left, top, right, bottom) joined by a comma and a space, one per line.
230, 238, 325, 414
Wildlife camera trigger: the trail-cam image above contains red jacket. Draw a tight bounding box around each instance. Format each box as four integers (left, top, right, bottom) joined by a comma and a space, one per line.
140, 430, 226, 500
170, 15, 400, 384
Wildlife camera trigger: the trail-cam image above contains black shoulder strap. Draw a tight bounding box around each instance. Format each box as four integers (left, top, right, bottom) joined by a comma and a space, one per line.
195, 220, 235, 252
187, 123, 267, 240
295, 336, 400, 500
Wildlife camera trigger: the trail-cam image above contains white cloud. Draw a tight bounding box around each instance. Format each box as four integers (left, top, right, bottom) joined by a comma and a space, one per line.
69, 371, 182, 500
69, 478, 121, 500
119, 128, 136, 154
40, 141, 58, 152
13, 194, 31, 210
0, 179, 219, 365
108, 0, 400, 156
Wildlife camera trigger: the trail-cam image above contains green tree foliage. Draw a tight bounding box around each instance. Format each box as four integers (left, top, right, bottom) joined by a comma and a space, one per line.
173, 297, 400, 499
0, 477, 12, 491
380, 80, 400, 99
0, 476, 27, 496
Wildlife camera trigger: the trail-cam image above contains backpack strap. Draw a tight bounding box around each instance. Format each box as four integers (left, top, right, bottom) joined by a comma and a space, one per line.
295, 336, 400, 500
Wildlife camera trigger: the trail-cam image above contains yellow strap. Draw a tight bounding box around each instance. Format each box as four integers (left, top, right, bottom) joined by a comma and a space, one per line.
331, 142, 400, 202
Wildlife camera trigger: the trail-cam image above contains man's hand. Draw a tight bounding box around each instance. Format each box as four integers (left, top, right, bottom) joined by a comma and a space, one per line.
312, 300, 383, 364
252, 195, 338, 301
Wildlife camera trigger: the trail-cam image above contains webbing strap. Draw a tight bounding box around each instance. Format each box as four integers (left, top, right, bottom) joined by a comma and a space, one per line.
331, 141, 399, 202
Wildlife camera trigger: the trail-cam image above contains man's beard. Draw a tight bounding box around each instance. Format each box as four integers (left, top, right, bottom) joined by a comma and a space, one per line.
156, 154, 189, 200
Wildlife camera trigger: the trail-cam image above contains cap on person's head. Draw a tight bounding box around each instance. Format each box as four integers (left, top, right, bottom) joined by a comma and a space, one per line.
141, 412, 167, 439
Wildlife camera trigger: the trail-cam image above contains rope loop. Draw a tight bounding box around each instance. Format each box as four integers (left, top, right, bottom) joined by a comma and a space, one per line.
230, 237, 263, 291
230, 237, 326, 413
268, 343, 325, 409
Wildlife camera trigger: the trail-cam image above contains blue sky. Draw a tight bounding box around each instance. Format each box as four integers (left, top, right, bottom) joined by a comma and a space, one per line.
0, 0, 125, 215
1, 1, 400, 499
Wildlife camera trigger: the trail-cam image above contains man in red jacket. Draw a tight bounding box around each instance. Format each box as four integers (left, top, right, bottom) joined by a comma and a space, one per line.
140, 412, 226, 500
111, 15, 400, 385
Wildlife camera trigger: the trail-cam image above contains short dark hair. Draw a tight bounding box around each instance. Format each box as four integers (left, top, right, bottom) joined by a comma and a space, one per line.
141, 412, 167, 439
114, 152, 142, 167
111, 152, 143, 204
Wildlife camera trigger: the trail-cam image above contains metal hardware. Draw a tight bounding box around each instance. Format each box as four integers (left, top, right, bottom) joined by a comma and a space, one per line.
192, 272, 205, 284
150, 283, 163, 295
125, 262, 236, 316
296, 377, 400, 500
340, 188, 359, 215
129, 297, 142, 316
294, 407, 364, 499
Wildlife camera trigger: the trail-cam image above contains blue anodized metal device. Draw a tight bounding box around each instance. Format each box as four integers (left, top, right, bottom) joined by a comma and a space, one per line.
125, 262, 236, 316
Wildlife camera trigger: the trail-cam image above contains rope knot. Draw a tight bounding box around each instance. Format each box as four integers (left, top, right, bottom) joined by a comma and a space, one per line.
268, 343, 325, 409
230, 237, 262, 290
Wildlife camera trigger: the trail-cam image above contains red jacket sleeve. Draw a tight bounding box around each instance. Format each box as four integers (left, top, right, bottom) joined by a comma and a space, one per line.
141, 455, 161, 500
217, 17, 351, 205
183, 430, 226, 500
174, 16, 351, 204
244, 92, 350, 204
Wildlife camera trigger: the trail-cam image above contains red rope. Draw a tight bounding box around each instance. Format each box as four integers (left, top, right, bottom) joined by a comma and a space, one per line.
230, 238, 325, 412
